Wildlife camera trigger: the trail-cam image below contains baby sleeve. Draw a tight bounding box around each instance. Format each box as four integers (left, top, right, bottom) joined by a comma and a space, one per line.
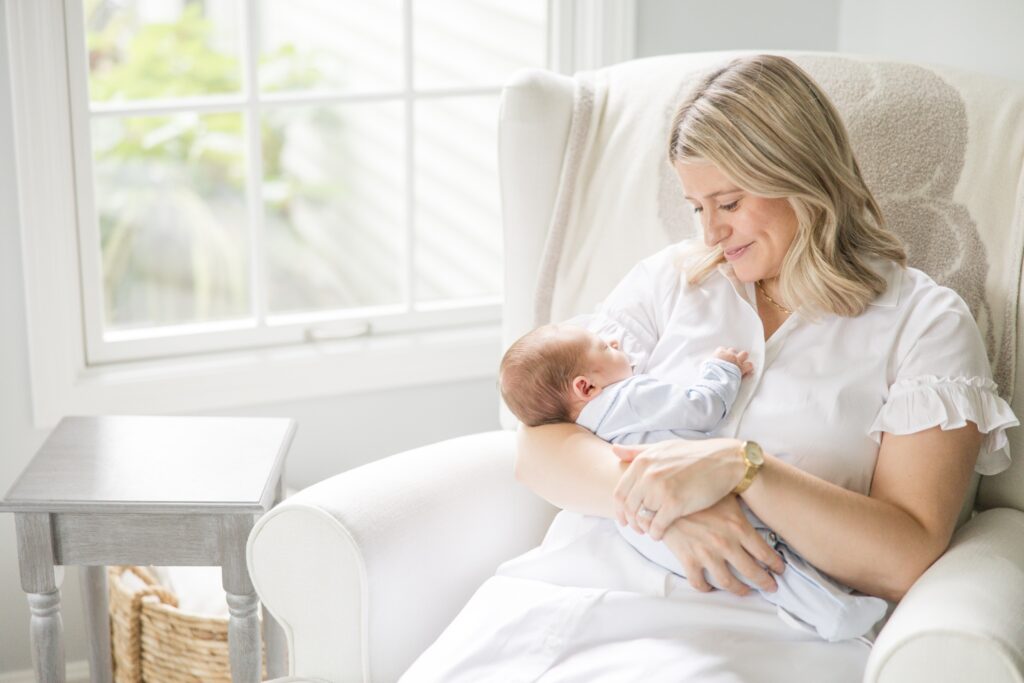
868, 285, 1018, 475
566, 247, 680, 374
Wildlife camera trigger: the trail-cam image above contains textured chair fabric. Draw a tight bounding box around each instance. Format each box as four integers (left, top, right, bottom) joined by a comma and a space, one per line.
247, 51, 1024, 682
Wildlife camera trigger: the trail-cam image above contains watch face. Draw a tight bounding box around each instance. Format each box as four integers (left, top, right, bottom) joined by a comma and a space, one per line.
745, 442, 765, 466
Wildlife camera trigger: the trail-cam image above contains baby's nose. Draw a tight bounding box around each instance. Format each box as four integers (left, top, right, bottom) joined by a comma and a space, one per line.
609, 340, 620, 349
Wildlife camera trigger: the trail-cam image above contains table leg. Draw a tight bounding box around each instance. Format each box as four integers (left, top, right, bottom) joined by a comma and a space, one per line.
222, 515, 261, 683
80, 566, 113, 683
16, 513, 66, 683
27, 591, 65, 683
226, 592, 261, 682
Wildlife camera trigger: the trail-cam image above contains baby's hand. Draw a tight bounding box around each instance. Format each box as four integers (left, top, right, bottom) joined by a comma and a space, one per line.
714, 347, 754, 377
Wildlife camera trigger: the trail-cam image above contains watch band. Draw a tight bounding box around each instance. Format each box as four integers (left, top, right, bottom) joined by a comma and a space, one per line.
731, 440, 764, 495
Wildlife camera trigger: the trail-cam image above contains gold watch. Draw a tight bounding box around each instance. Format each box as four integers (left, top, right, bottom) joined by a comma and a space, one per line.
731, 441, 764, 495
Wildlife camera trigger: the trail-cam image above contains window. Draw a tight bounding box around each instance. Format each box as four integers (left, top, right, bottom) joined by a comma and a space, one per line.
9, 0, 633, 426
69, 0, 548, 364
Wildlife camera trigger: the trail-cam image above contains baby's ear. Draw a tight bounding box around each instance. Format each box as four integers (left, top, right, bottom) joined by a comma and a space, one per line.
571, 375, 594, 400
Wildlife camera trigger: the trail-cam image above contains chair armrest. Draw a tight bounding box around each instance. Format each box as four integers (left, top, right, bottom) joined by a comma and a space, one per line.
247, 430, 557, 683
865, 507, 1024, 683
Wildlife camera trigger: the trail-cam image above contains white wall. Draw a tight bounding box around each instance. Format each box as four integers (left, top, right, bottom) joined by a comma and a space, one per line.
838, 0, 1024, 83
635, 0, 842, 57
634, 0, 1024, 85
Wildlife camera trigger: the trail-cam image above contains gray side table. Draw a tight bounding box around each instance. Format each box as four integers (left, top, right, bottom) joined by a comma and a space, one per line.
0, 415, 296, 683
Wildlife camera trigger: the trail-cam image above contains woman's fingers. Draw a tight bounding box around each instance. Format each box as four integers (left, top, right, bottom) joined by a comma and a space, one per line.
617, 445, 676, 532
743, 530, 786, 576
636, 495, 664, 534
680, 556, 712, 592
728, 545, 779, 593
624, 477, 657, 533
647, 507, 675, 541
658, 496, 788, 598
613, 456, 649, 531
705, 557, 750, 596
613, 438, 745, 534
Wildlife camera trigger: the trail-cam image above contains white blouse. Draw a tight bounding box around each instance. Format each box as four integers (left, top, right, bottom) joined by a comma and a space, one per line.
401, 244, 1018, 683
587, 243, 1017, 490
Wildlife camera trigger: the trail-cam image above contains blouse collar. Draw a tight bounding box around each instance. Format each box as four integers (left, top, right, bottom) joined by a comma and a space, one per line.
866, 258, 903, 308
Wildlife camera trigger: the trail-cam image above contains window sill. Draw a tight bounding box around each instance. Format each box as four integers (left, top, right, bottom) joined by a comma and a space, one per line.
33, 324, 502, 429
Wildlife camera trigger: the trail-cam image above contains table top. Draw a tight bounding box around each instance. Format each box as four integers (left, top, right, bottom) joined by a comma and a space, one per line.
1, 415, 296, 514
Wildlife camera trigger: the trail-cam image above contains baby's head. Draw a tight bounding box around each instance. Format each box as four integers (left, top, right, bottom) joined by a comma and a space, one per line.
499, 324, 633, 427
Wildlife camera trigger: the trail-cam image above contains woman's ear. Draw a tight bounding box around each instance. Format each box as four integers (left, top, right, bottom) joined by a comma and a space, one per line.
571, 375, 595, 400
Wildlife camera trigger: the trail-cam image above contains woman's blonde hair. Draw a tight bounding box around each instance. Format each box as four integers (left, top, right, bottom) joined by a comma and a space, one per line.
668, 54, 906, 317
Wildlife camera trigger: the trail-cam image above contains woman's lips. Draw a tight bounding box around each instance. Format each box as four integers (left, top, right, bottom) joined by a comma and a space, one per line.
724, 243, 752, 261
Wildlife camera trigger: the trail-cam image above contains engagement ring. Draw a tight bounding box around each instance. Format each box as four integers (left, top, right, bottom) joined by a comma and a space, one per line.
638, 506, 656, 518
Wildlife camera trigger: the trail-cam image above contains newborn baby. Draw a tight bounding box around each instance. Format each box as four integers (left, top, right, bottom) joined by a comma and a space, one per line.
499, 323, 888, 642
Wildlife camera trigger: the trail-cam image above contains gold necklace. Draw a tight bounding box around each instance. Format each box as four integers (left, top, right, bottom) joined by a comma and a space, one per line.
756, 280, 792, 314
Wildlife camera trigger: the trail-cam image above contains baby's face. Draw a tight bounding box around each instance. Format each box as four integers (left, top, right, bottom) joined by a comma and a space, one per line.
578, 330, 633, 387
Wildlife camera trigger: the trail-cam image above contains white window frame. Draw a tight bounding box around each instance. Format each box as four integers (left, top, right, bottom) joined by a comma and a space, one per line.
9, 0, 635, 429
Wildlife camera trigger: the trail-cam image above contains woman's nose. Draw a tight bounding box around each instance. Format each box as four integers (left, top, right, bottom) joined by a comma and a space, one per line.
702, 212, 730, 248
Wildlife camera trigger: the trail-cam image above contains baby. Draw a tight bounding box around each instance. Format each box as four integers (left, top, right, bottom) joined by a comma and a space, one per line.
499, 323, 888, 642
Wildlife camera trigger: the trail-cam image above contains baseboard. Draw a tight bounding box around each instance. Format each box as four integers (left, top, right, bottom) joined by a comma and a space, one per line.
0, 660, 89, 683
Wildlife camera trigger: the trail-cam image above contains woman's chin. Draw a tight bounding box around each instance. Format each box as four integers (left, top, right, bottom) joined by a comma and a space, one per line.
730, 264, 760, 283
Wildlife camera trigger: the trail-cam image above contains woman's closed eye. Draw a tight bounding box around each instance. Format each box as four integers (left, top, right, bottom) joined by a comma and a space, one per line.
691, 200, 740, 214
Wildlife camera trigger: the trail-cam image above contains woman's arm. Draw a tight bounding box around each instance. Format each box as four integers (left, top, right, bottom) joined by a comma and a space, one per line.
515, 422, 628, 517
522, 428, 784, 594
618, 425, 982, 599
740, 424, 982, 602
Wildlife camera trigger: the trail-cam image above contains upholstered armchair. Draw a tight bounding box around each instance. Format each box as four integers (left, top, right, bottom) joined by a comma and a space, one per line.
247, 51, 1024, 682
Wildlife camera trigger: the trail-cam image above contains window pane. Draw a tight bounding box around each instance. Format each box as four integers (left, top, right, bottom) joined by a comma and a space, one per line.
263, 103, 405, 314
85, 0, 243, 103
258, 0, 404, 94
92, 112, 251, 331
414, 0, 546, 88
415, 96, 501, 303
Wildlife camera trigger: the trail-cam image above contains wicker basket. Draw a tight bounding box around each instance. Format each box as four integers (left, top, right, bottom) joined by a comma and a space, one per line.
108, 565, 267, 683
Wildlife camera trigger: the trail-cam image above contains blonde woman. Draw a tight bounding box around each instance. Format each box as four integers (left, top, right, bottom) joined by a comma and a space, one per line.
401, 55, 1017, 682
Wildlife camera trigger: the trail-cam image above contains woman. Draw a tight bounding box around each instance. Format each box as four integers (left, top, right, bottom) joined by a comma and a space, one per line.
403, 55, 1017, 682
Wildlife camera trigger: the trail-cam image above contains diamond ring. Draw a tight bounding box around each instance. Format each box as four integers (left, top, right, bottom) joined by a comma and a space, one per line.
638, 506, 656, 518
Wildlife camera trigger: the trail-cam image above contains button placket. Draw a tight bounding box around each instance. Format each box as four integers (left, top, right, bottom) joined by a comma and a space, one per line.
716, 269, 792, 439
727, 319, 799, 437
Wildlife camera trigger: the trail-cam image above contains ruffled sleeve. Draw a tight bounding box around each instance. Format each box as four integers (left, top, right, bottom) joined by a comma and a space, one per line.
868, 282, 1018, 476
868, 376, 1018, 475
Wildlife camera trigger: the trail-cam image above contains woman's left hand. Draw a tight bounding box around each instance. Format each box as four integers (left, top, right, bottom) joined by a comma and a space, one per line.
612, 438, 745, 540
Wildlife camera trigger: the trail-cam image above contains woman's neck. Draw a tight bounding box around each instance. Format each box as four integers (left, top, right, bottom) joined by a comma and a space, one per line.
756, 278, 791, 314
755, 279, 791, 341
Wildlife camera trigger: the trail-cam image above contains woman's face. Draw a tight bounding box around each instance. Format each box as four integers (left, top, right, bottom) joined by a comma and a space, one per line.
675, 161, 798, 283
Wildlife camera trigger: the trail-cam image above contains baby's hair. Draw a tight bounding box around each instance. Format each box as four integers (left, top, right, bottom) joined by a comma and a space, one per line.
499, 324, 591, 427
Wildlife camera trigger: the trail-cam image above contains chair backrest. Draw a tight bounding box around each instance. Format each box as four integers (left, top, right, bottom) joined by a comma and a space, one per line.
497, 50, 1024, 513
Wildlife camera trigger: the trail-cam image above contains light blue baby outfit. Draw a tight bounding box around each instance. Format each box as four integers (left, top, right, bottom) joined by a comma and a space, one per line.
576, 358, 888, 642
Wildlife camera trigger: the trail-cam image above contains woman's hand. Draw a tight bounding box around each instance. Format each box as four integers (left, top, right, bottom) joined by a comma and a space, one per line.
612, 438, 746, 539
662, 496, 784, 595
